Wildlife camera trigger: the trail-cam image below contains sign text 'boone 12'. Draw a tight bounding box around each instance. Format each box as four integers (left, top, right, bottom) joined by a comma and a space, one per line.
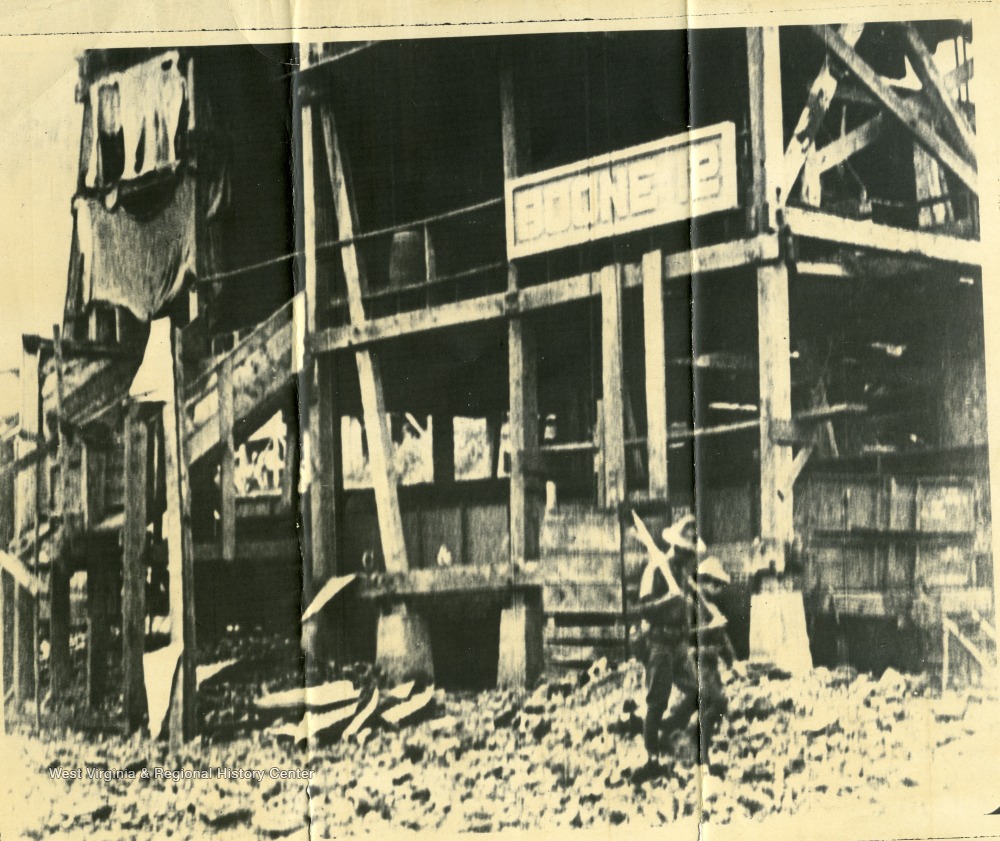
506, 122, 738, 259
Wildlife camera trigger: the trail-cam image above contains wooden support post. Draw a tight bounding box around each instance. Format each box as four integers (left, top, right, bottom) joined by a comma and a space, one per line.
509, 320, 540, 562
432, 414, 455, 485
1, 572, 10, 703
122, 402, 149, 733
281, 406, 298, 511
166, 329, 197, 747
757, 262, 795, 562
217, 357, 236, 562
306, 356, 342, 664
642, 250, 669, 500
497, 590, 543, 691
49, 326, 72, 704
747, 27, 786, 233
748, 26, 812, 673
501, 51, 540, 562
86, 540, 111, 708
13, 585, 34, 706
318, 102, 408, 575
600, 264, 627, 510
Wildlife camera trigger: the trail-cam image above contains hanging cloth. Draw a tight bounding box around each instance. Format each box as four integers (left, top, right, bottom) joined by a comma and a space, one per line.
73, 173, 195, 322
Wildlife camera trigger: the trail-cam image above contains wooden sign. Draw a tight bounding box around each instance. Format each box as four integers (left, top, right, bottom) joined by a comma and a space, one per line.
505, 122, 738, 259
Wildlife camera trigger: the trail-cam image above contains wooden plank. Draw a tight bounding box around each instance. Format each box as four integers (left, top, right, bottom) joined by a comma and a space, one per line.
168, 329, 198, 748
49, 326, 72, 703
122, 403, 149, 733
902, 25, 976, 167
642, 250, 669, 500
811, 24, 976, 194
218, 358, 236, 563
784, 23, 865, 199
600, 264, 626, 509
319, 102, 408, 576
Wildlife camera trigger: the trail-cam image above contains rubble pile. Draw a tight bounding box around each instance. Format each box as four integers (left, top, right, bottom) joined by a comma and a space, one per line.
4, 634, 992, 838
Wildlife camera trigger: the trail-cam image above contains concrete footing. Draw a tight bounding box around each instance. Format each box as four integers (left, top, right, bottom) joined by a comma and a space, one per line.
375, 603, 434, 684
497, 591, 543, 691
749, 578, 813, 673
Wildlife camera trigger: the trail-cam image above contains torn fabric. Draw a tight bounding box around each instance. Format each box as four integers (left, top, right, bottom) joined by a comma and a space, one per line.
82, 50, 188, 189
73, 173, 195, 322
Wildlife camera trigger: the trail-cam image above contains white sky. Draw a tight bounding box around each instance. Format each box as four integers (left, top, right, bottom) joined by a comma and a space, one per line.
0, 43, 82, 378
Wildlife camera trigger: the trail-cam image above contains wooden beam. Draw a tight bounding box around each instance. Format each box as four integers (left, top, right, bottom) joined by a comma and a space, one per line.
785, 207, 981, 266
812, 115, 884, 174
122, 402, 148, 734
49, 326, 72, 704
811, 24, 977, 195
784, 23, 865, 200
318, 101, 408, 575
600, 264, 627, 510
902, 24, 976, 167
311, 236, 778, 355
217, 357, 235, 563
167, 329, 197, 747
642, 250, 668, 500
746, 27, 786, 231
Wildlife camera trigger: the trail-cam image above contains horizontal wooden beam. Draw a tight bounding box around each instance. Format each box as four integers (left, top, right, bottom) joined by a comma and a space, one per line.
785, 207, 981, 267
311, 236, 777, 354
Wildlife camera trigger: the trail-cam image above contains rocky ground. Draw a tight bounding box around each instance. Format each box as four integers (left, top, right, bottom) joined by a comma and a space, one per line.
1, 632, 998, 839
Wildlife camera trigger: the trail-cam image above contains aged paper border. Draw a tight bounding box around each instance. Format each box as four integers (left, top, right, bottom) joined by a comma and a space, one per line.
0, 1, 997, 839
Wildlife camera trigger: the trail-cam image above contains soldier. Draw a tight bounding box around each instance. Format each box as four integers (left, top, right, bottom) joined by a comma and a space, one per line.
693, 556, 735, 758
632, 511, 700, 775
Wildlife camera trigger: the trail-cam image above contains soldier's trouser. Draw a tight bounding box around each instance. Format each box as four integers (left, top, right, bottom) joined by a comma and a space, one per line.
644, 638, 698, 756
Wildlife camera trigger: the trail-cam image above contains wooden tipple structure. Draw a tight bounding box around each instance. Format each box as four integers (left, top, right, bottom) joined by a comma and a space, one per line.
0, 22, 994, 739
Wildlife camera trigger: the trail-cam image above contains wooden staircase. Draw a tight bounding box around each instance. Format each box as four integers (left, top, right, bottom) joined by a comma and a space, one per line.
180, 292, 299, 465
538, 505, 649, 670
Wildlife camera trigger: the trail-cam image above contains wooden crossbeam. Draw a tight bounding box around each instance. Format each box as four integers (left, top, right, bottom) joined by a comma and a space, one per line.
784, 23, 865, 200
902, 25, 976, 167
811, 24, 977, 195
812, 115, 883, 174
